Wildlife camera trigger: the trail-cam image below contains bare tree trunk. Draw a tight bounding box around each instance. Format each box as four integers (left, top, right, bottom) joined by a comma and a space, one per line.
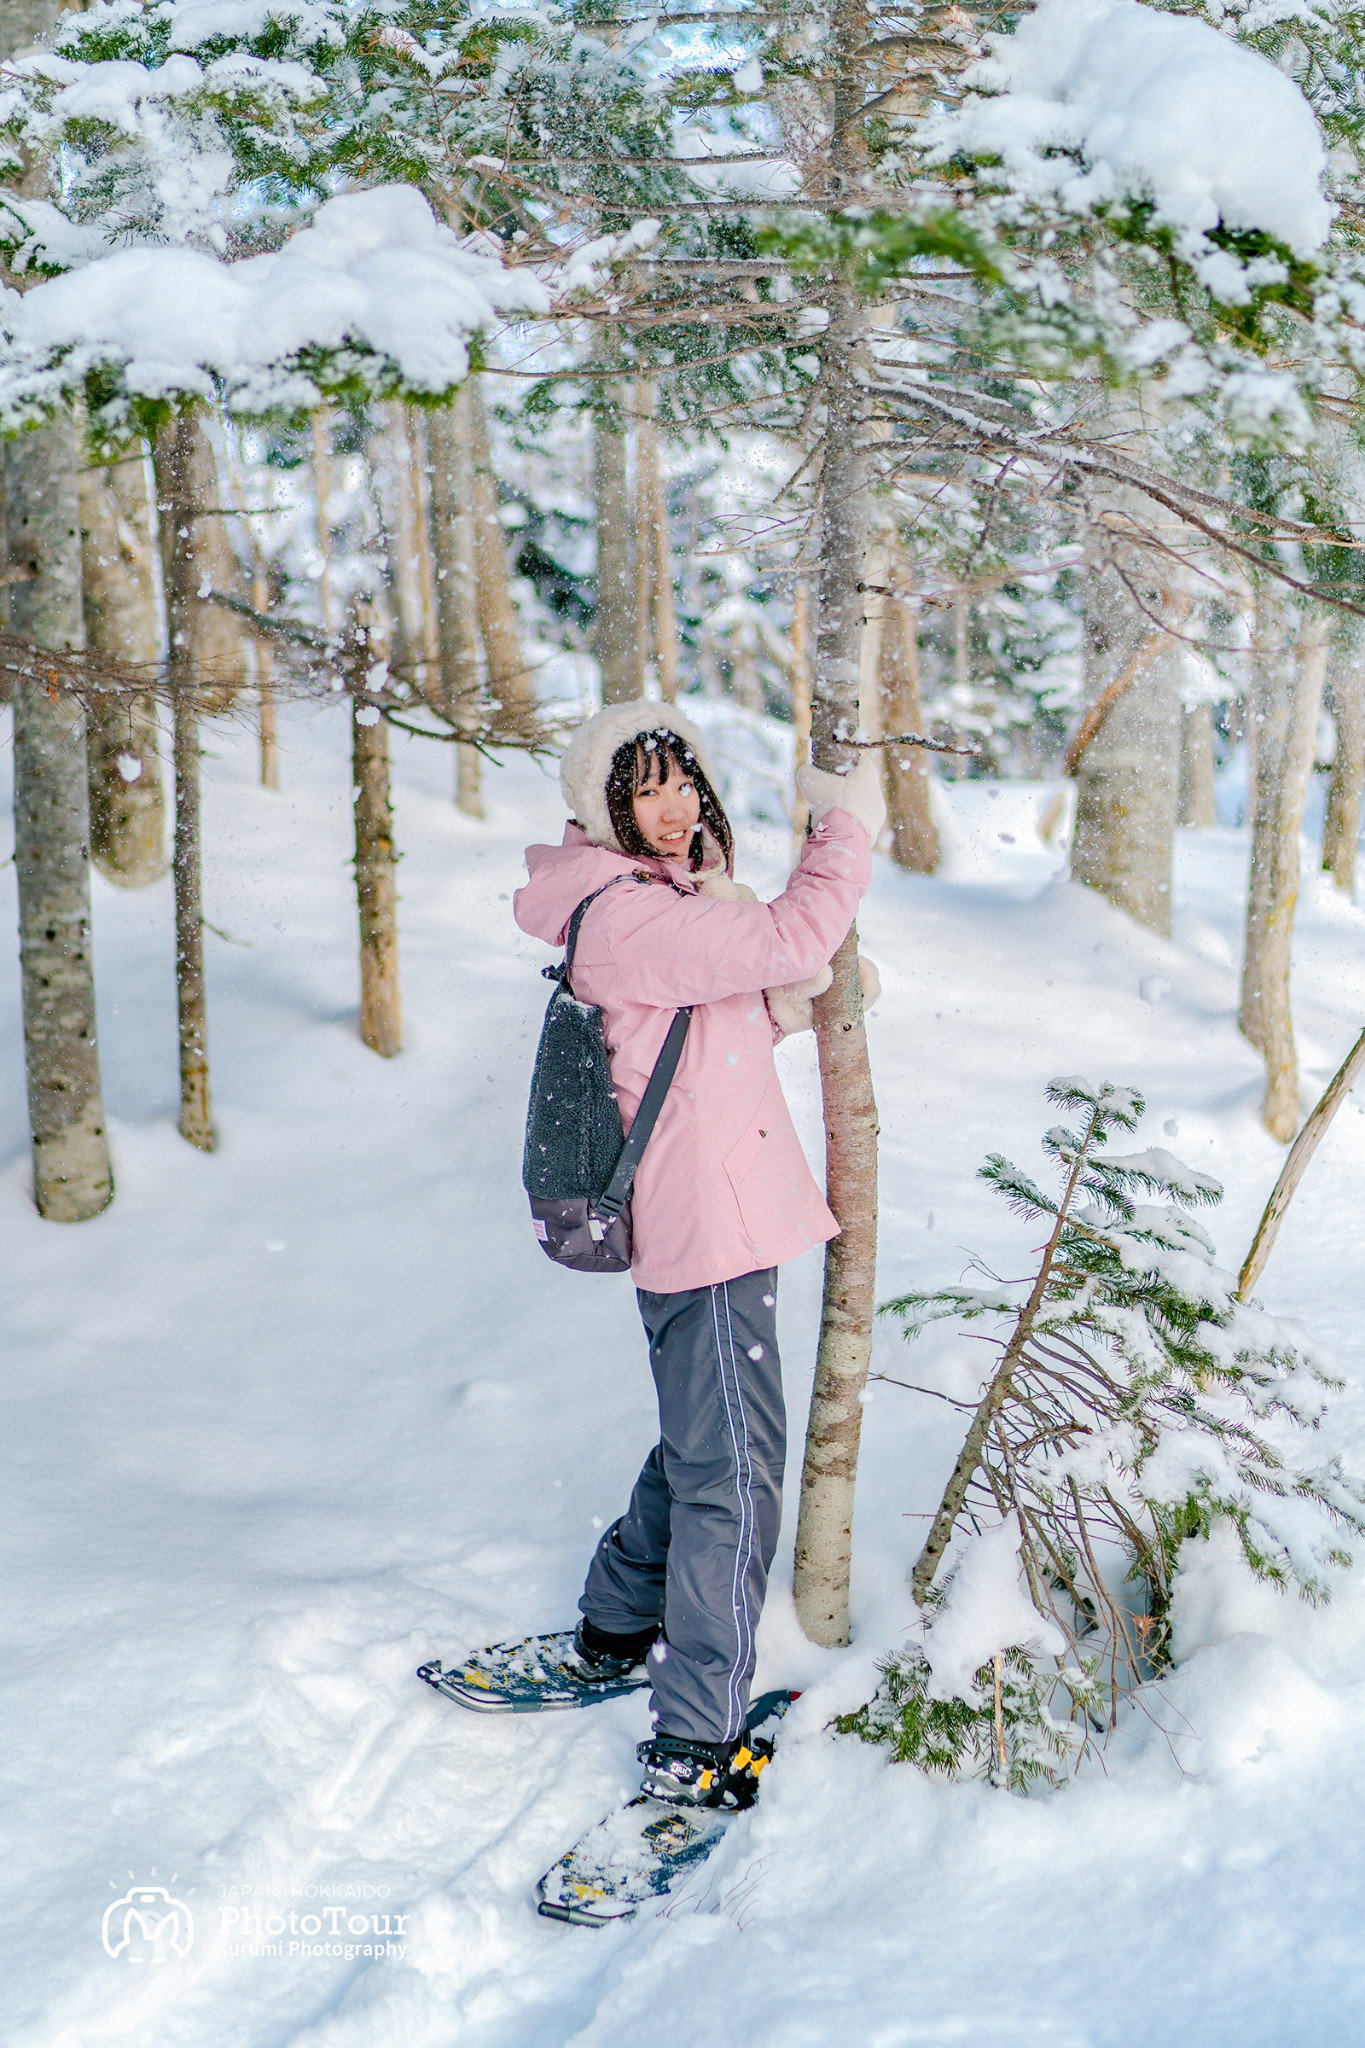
593, 338, 637, 706
254, 560, 278, 789
427, 389, 483, 816
1322, 640, 1364, 893
635, 380, 680, 703
349, 604, 402, 1057
1070, 549, 1183, 936
80, 448, 168, 885
153, 414, 215, 1152
1240, 597, 1328, 1140
791, 266, 879, 1649
469, 380, 532, 725
790, 576, 812, 856
312, 412, 336, 635
10, 420, 115, 1220
880, 595, 939, 873
1178, 702, 1218, 829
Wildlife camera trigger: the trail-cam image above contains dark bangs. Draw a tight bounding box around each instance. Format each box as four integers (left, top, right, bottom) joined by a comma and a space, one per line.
604, 729, 734, 872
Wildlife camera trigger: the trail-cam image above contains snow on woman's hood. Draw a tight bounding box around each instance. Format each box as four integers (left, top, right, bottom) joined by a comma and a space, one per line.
513, 825, 695, 950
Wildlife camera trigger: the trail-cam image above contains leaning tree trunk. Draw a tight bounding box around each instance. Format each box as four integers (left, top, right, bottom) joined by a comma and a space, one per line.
9, 421, 115, 1221
592, 337, 636, 706
80, 448, 168, 885
791, 268, 880, 1649
152, 414, 216, 1152
1178, 702, 1219, 830
468, 380, 532, 726
1322, 636, 1364, 894
349, 604, 401, 1057
1070, 544, 1183, 936
880, 593, 939, 873
427, 388, 483, 816
1240, 595, 1328, 1141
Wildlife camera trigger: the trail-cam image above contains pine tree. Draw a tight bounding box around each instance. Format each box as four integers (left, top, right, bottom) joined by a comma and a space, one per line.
879, 1078, 1365, 1732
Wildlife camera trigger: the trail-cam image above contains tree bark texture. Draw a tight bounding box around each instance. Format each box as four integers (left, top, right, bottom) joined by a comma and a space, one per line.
1240, 597, 1328, 1141
791, 267, 880, 1649
1178, 702, 1218, 830
790, 576, 812, 855
1070, 551, 1182, 936
633, 380, 680, 703
880, 595, 939, 873
9, 421, 115, 1220
593, 348, 636, 706
1322, 642, 1365, 894
312, 412, 336, 634
350, 610, 402, 1057
468, 380, 533, 724
80, 449, 168, 886
153, 414, 216, 1152
254, 561, 278, 789
427, 389, 483, 816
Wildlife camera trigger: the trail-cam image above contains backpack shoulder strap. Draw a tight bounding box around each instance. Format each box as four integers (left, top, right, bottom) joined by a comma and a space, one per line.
592, 1005, 692, 1223
560, 875, 631, 993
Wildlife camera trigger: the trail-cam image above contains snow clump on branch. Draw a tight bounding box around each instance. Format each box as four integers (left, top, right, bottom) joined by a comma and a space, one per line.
0, 186, 550, 433
923, 0, 1331, 300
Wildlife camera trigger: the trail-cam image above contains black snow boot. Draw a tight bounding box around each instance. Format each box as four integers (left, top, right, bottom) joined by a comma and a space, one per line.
637, 1730, 774, 1810
570, 1618, 659, 1685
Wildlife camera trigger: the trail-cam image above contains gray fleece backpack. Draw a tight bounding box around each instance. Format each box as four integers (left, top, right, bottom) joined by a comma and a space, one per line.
522, 875, 691, 1274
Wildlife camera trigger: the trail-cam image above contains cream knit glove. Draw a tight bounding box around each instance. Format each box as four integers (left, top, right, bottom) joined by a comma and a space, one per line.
797, 752, 887, 843
767, 957, 881, 1039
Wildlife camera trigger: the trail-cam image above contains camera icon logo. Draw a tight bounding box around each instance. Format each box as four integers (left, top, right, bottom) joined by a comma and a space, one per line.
101, 1885, 195, 1961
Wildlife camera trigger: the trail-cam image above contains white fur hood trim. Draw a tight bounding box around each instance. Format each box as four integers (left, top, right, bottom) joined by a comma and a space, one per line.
560, 699, 717, 850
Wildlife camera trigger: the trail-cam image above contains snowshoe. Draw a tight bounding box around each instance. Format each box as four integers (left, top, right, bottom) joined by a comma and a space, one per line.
418, 1621, 653, 1714
637, 1730, 773, 1809
536, 1689, 794, 1927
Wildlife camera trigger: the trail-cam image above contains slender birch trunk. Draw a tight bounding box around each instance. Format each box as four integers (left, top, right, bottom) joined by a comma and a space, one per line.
469, 380, 532, 725
427, 389, 483, 815
790, 576, 812, 855
792, 259, 880, 1647
10, 420, 115, 1220
1240, 597, 1328, 1140
349, 603, 402, 1057
1322, 641, 1364, 894
80, 448, 168, 885
592, 337, 637, 706
880, 594, 939, 873
1178, 702, 1218, 829
153, 414, 215, 1152
1070, 546, 1182, 936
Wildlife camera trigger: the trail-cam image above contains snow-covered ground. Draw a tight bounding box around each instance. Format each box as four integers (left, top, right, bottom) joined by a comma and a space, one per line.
4, 704, 1365, 2046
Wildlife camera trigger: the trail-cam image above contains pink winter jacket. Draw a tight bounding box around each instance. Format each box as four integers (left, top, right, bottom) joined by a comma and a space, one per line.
513, 809, 872, 1292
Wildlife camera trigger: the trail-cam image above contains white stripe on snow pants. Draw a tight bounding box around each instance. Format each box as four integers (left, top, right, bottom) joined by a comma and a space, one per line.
579, 1269, 784, 1746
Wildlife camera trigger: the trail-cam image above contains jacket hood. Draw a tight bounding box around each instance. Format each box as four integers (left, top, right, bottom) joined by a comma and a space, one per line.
514, 823, 697, 950
559, 699, 716, 852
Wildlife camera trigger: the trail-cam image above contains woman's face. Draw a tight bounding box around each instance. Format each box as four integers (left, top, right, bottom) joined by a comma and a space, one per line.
631, 746, 701, 861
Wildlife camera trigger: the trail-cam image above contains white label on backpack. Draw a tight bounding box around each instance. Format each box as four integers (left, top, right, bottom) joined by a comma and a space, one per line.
533, 1218, 548, 1241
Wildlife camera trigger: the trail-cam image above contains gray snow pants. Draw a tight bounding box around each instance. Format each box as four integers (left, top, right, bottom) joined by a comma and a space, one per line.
580, 1269, 784, 1746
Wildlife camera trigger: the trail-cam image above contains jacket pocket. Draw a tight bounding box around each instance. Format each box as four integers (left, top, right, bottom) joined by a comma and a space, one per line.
722, 1083, 814, 1245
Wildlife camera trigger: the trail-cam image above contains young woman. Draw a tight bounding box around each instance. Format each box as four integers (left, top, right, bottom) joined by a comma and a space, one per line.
513, 699, 884, 1805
